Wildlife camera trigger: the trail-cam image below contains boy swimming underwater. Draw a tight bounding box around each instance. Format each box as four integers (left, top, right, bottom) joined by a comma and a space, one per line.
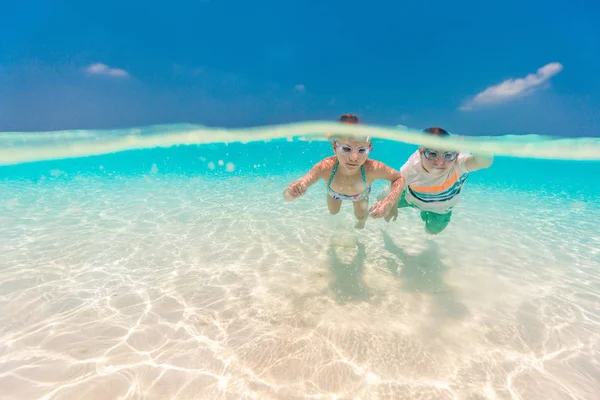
283, 114, 404, 229
379, 127, 493, 234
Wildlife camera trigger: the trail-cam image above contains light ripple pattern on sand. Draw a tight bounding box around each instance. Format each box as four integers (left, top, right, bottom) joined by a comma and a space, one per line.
1, 171, 599, 399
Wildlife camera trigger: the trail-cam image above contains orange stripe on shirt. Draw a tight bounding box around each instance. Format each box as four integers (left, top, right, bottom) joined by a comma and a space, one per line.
409, 172, 460, 193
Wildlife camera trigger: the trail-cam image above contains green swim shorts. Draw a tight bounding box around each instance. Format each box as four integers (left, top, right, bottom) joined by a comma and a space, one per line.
397, 190, 452, 234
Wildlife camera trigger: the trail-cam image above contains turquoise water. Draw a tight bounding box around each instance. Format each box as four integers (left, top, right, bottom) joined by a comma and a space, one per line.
1, 123, 600, 399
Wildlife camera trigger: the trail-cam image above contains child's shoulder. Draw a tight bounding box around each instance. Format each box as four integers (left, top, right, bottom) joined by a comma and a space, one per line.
400, 151, 421, 169
363, 158, 391, 171
320, 156, 338, 167
363, 158, 379, 168
399, 151, 422, 178
314, 157, 337, 173
406, 150, 421, 162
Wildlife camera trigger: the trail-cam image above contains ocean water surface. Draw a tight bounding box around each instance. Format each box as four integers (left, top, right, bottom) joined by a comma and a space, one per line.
1, 122, 599, 399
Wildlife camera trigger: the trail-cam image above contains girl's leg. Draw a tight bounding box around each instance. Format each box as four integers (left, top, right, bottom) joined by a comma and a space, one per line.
353, 199, 369, 229
327, 196, 342, 215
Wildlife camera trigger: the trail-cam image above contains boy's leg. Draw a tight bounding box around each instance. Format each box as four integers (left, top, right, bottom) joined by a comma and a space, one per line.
420, 211, 452, 234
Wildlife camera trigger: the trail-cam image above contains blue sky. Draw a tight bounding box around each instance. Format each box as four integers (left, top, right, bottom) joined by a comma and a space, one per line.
1, 0, 599, 136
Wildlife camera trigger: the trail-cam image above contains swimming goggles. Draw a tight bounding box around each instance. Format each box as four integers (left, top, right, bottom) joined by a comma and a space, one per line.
334, 142, 371, 156
421, 148, 458, 162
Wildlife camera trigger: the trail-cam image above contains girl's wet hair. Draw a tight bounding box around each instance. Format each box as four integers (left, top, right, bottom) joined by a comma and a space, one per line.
330, 113, 370, 143
338, 114, 359, 124
423, 127, 450, 136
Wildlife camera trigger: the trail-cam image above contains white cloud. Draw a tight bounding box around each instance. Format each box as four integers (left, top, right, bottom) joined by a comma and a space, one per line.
460, 62, 563, 111
294, 84, 306, 93
85, 63, 129, 78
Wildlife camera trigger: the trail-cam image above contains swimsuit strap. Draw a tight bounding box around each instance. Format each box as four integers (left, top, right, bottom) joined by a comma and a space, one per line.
361, 164, 369, 192
328, 161, 339, 186
329, 162, 367, 188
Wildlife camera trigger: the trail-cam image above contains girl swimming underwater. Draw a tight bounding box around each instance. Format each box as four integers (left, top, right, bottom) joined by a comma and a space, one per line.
283, 114, 404, 229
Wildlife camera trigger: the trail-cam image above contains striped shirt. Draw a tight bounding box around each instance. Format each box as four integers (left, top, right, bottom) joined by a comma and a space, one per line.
400, 150, 470, 214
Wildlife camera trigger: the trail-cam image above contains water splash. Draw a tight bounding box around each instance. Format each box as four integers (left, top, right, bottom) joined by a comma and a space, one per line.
1, 121, 600, 166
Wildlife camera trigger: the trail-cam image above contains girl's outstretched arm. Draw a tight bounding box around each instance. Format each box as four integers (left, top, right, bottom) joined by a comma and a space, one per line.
283, 158, 334, 202
366, 160, 405, 218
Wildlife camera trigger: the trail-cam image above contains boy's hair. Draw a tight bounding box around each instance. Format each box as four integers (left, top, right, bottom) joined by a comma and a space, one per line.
420, 127, 450, 149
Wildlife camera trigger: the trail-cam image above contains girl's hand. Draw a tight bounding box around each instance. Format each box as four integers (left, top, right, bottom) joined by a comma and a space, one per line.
384, 206, 398, 222
369, 199, 394, 219
284, 179, 308, 201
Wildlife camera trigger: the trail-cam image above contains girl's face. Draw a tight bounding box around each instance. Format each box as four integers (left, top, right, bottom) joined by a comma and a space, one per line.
333, 140, 372, 171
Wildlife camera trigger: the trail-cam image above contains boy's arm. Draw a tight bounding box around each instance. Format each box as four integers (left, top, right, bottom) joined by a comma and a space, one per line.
462, 153, 494, 172
452, 135, 494, 172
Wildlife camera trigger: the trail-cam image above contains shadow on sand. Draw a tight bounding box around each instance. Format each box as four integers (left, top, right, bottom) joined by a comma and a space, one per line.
326, 239, 371, 304
381, 230, 469, 321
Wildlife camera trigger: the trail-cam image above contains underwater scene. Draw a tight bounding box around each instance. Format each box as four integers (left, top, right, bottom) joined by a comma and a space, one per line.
1, 122, 599, 399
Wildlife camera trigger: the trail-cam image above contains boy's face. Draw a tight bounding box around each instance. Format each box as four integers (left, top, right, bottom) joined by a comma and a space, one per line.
419, 147, 459, 175
333, 139, 372, 170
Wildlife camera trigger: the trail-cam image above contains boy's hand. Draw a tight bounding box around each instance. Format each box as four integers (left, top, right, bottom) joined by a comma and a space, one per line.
369, 199, 395, 219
